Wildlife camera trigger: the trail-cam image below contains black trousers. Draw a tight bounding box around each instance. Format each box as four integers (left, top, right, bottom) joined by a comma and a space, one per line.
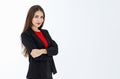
27, 61, 53, 79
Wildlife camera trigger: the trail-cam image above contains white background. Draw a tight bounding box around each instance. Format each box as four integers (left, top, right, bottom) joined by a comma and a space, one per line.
0, 0, 120, 79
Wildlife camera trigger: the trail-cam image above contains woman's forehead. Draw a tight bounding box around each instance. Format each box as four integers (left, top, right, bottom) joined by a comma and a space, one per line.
34, 10, 43, 16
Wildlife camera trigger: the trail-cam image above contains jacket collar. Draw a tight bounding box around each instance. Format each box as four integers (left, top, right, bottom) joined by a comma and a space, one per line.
28, 28, 50, 48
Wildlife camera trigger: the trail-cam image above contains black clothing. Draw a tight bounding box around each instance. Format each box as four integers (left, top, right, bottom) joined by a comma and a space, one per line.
21, 28, 58, 79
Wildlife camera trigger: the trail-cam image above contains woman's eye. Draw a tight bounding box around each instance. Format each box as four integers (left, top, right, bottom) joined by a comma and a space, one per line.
34, 15, 39, 18
34, 15, 44, 19
40, 16, 44, 19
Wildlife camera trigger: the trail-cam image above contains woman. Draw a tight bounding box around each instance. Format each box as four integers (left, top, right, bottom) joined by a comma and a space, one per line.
21, 5, 58, 79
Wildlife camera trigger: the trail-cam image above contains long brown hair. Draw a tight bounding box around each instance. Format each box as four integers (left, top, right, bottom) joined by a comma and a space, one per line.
22, 5, 45, 57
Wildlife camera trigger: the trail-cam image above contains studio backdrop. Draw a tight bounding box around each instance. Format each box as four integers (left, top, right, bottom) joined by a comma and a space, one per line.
0, 0, 119, 79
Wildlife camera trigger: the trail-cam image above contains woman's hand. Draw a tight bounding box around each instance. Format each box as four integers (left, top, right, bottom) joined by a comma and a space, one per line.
30, 49, 47, 58
30, 49, 41, 58
39, 49, 47, 54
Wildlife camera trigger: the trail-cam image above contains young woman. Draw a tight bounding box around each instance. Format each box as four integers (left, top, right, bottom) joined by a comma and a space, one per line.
21, 5, 58, 79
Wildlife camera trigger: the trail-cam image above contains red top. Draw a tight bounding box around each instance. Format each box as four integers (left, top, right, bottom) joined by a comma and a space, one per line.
34, 31, 48, 48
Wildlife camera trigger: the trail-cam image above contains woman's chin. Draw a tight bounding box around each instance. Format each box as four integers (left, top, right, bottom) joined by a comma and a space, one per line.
35, 25, 41, 28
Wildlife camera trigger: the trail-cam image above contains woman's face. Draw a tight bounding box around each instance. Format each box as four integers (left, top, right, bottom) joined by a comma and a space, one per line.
32, 10, 44, 28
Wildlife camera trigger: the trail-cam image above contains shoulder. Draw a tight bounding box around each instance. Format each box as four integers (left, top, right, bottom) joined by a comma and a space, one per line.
41, 29, 48, 32
21, 28, 32, 38
41, 29, 50, 34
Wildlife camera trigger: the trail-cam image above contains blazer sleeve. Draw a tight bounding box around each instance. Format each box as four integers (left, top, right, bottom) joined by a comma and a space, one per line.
45, 30, 58, 56
21, 32, 48, 61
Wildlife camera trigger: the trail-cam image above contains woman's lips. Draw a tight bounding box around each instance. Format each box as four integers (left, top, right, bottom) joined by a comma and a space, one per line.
37, 23, 41, 25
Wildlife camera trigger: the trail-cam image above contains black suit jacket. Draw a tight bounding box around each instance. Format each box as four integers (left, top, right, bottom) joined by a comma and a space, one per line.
21, 28, 58, 79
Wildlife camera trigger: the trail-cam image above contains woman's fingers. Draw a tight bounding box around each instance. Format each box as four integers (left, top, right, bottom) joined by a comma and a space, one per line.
30, 49, 42, 58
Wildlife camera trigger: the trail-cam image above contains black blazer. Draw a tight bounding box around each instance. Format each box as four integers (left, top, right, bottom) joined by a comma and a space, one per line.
21, 28, 58, 79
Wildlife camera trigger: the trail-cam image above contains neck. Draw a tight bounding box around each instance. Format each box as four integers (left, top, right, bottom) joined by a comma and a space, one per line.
31, 26, 40, 32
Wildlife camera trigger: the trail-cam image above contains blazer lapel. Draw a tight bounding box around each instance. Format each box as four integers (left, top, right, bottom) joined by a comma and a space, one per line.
29, 28, 45, 48
41, 29, 51, 47
29, 28, 50, 48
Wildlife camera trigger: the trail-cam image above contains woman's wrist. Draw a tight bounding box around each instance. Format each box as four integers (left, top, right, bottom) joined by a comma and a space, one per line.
39, 49, 47, 54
